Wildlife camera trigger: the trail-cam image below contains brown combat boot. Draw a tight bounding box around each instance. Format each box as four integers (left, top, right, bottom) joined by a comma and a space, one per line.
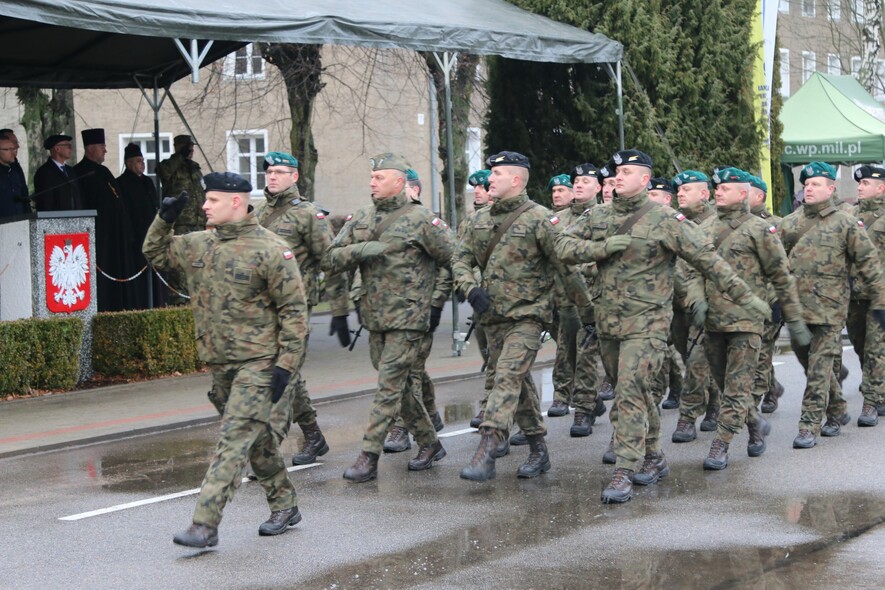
792, 429, 816, 449
382, 425, 412, 453
703, 438, 729, 470
570, 412, 593, 437
633, 451, 670, 485
173, 523, 218, 548
460, 427, 499, 481
343, 451, 379, 483
292, 421, 330, 465
672, 418, 697, 443
517, 434, 551, 478
858, 404, 879, 427
598, 377, 615, 401
601, 468, 634, 503
408, 440, 446, 471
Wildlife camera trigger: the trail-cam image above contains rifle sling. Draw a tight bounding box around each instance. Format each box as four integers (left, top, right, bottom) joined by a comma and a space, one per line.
373, 202, 416, 240
480, 200, 536, 267
713, 213, 754, 249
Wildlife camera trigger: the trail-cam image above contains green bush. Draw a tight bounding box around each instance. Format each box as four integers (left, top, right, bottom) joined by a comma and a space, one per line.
0, 317, 83, 395
92, 307, 201, 378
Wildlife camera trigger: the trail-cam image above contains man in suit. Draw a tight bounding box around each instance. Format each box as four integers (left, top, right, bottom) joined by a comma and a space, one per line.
32, 134, 82, 212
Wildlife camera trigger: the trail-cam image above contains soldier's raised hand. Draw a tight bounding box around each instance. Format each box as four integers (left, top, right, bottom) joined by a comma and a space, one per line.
786, 318, 812, 348
602, 235, 631, 257
159, 190, 189, 223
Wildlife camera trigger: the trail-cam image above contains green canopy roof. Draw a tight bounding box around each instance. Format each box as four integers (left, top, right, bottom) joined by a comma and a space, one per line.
780, 72, 885, 164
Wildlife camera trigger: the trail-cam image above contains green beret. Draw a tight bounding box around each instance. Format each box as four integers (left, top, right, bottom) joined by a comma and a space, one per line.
712, 167, 752, 185
263, 151, 299, 170
748, 175, 768, 192
673, 170, 709, 186
648, 177, 675, 195
405, 168, 419, 182
468, 169, 491, 189
854, 165, 885, 182
799, 161, 837, 184
486, 151, 530, 169
547, 174, 573, 190
203, 172, 252, 193
612, 149, 653, 169
370, 152, 411, 173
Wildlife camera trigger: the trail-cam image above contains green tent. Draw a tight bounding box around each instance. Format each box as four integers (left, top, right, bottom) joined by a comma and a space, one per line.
780, 72, 885, 164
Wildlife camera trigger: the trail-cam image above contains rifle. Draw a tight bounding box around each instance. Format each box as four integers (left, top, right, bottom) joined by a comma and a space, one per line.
580, 323, 597, 349
348, 324, 364, 351
687, 328, 705, 359
464, 316, 476, 343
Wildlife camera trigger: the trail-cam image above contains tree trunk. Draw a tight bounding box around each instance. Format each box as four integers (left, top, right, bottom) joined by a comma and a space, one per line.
258, 43, 324, 200
857, 0, 883, 95
15, 88, 74, 184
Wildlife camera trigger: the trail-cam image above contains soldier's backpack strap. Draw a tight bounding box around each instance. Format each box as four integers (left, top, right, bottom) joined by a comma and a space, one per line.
373, 202, 416, 240
694, 207, 717, 225
791, 215, 825, 248
612, 201, 656, 237
262, 197, 302, 228
480, 200, 536, 268
713, 213, 754, 249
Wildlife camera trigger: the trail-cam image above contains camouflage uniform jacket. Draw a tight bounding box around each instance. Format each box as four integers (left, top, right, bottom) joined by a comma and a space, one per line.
453, 191, 589, 326
676, 199, 718, 308
780, 198, 885, 325
323, 191, 454, 333
551, 203, 582, 308
569, 199, 599, 324
156, 153, 207, 230
143, 213, 308, 372
253, 184, 349, 315
701, 202, 802, 334
751, 203, 782, 225
851, 195, 885, 301
457, 202, 488, 239
554, 191, 755, 341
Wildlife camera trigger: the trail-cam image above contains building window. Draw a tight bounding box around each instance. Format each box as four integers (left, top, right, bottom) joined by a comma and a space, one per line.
827, 54, 841, 76
465, 127, 482, 192
222, 43, 265, 79
851, 56, 861, 76
226, 130, 267, 195
802, 51, 816, 83
779, 0, 789, 13
827, 0, 841, 20
853, 0, 865, 22
780, 48, 791, 97
802, 0, 815, 17
118, 133, 172, 177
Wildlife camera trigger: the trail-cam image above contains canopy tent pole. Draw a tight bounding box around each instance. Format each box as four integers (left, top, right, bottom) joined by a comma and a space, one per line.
616, 60, 625, 150
428, 73, 440, 215
165, 90, 215, 172
173, 39, 215, 84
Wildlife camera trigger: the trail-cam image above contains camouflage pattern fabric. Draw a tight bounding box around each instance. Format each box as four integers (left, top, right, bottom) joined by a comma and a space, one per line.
750, 202, 785, 408
552, 304, 579, 406
393, 331, 438, 430
156, 153, 206, 233
704, 332, 762, 443
572, 310, 602, 414
793, 324, 845, 434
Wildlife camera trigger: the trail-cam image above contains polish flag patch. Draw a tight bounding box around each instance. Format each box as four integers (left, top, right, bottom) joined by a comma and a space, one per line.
550, 216, 560, 225
768, 226, 777, 233
858, 220, 865, 228
675, 213, 686, 222
345, 214, 353, 221
282, 250, 294, 260
432, 217, 442, 226
316, 212, 325, 219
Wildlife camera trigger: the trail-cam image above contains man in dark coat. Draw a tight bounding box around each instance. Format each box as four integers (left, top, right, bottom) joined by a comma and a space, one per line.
0, 131, 29, 219
75, 128, 133, 312
32, 134, 83, 212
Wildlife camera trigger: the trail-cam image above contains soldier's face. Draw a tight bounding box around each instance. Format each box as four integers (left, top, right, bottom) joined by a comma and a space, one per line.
647, 190, 672, 206
370, 169, 404, 199
473, 185, 490, 206
573, 176, 600, 203
602, 178, 616, 202
551, 186, 574, 207
677, 182, 708, 209
203, 191, 241, 225
266, 165, 298, 194
804, 177, 835, 204
715, 182, 748, 207
614, 165, 649, 198
857, 178, 885, 200
125, 156, 146, 176
488, 166, 523, 199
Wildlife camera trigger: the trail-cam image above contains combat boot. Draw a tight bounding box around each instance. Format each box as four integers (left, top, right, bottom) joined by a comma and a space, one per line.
517, 435, 551, 478
509, 429, 529, 446
821, 413, 850, 437
602, 434, 616, 464
343, 451, 379, 483
703, 438, 729, 470
547, 400, 570, 417
469, 409, 485, 429
633, 451, 670, 485
570, 412, 593, 437
460, 427, 499, 481
877, 402, 885, 417
661, 388, 681, 410
258, 507, 301, 536
598, 377, 615, 401
601, 468, 634, 503
383, 425, 412, 453
431, 411, 445, 432
291, 422, 330, 465
858, 404, 879, 427
592, 397, 607, 422
408, 440, 446, 471
672, 418, 697, 443
838, 365, 849, 387
792, 429, 816, 449
173, 523, 218, 548
747, 415, 771, 457
495, 437, 510, 458
700, 408, 719, 432
761, 380, 785, 413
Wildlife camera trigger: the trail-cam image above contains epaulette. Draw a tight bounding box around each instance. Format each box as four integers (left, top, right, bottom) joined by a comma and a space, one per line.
819, 206, 836, 217
290, 198, 302, 207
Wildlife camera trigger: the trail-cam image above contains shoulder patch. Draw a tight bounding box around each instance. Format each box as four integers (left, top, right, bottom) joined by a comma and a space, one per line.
282, 250, 294, 260
768, 226, 777, 233
431, 217, 442, 227
858, 220, 865, 228
675, 212, 686, 222
316, 212, 325, 219
345, 214, 353, 221
549, 216, 560, 225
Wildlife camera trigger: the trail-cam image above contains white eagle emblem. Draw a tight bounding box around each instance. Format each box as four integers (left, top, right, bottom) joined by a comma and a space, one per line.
48, 243, 89, 308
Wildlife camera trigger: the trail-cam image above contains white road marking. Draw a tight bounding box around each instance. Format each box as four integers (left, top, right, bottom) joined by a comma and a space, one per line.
439, 428, 476, 438
59, 463, 322, 521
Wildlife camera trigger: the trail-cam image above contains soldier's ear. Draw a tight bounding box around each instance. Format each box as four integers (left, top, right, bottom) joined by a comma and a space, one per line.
293, 169, 300, 183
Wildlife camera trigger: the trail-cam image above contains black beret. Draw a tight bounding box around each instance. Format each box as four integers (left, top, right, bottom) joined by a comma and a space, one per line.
572, 162, 599, 179
123, 143, 143, 160
597, 159, 616, 181
81, 128, 105, 146
612, 149, 653, 169
854, 165, 885, 182
486, 151, 530, 169
43, 134, 72, 150
648, 177, 675, 195
202, 172, 253, 193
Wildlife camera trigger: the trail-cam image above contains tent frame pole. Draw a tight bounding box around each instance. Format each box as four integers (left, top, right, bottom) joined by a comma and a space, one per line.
173, 39, 215, 83
616, 60, 625, 150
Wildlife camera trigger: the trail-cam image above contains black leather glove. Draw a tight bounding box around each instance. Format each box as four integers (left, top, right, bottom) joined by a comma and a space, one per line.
329, 315, 351, 347
467, 287, 491, 315
429, 306, 442, 332
456, 289, 466, 303
270, 367, 291, 404
770, 301, 783, 325
159, 191, 189, 223
873, 309, 885, 331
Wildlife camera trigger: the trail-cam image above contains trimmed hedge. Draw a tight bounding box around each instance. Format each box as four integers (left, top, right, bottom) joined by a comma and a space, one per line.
92, 307, 201, 378
0, 317, 83, 395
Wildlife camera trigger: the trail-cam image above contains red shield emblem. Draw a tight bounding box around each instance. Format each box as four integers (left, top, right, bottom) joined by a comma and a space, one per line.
44, 233, 90, 313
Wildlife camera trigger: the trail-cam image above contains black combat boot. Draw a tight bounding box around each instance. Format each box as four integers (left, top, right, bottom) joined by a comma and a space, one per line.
509, 429, 529, 446
173, 523, 218, 548
517, 435, 551, 478
661, 388, 681, 410
858, 404, 879, 427
592, 397, 607, 424
761, 380, 785, 413
460, 427, 498, 481
570, 412, 593, 437
601, 468, 634, 503
602, 434, 616, 464
633, 451, 670, 485
382, 425, 412, 453
821, 413, 850, 437
792, 429, 816, 449
469, 409, 485, 429
877, 402, 885, 417
495, 437, 510, 458
258, 507, 302, 536
548, 399, 570, 417
672, 418, 697, 443
598, 377, 615, 401
703, 438, 729, 470
747, 415, 771, 457
838, 365, 848, 387
291, 421, 330, 465
408, 440, 447, 471
431, 411, 445, 432
343, 451, 379, 483
700, 407, 719, 432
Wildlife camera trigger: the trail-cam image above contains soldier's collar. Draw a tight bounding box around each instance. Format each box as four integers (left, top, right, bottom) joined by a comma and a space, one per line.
611, 189, 648, 214
716, 201, 749, 220
264, 184, 300, 206
804, 198, 835, 217
490, 190, 530, 214
858, 194, 885, 212
372, 190, 407, 211
214, 212, 259, 240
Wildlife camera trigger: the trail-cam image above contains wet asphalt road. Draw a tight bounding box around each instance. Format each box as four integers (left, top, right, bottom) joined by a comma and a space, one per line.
2, 345, 884, 589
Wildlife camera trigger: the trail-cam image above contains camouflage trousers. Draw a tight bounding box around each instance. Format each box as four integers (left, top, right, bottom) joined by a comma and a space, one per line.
676, 331, 720, 423
474, 321, 490, 368
552, 305, 579, 405
194, 358, 297, 528
753, 319, 782, 407
361, 330, 437, 455
793, 324, 848, 434
268, 309, 315, 444
572, 323, 602, 414
847, 299, 885, 406
393, 331, 437, 429
480, 320, 546, 437
600, 336, 668, 472
653, 343, 685, 398
704, 331, 762, 443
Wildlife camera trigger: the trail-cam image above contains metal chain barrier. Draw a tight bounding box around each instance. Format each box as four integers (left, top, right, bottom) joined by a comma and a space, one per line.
96, 264, 191, 300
